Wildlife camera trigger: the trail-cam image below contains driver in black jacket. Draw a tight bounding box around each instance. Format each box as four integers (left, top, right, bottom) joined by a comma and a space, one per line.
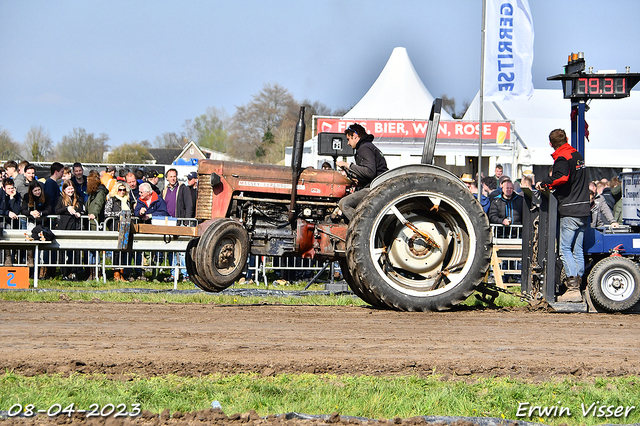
336, 124, 388, 221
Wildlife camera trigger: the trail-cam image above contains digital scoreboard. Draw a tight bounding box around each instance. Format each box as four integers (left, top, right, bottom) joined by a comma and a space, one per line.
548, 53, 640, 99
559, 75, 639, 99
548, 52, 640, 160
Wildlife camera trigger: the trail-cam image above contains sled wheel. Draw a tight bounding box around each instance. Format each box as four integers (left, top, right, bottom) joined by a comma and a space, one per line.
197, 219, 249, 291
346, 173, 491, 311
185, 237, 212, 291
338, 259, 386, 308
588, 256, 640, 312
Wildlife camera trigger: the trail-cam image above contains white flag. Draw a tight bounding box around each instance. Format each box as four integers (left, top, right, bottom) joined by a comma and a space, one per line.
483, 0, 534, 101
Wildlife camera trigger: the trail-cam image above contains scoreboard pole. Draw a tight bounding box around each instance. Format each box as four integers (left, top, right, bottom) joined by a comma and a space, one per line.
571, 101, 587, 158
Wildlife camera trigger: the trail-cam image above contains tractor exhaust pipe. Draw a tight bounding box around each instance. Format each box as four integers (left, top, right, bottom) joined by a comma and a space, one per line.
421, 98, 442, 165
288, 106, 306, 221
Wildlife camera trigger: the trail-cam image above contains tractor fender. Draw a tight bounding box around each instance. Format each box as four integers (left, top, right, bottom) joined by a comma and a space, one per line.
370, 164, 468, 191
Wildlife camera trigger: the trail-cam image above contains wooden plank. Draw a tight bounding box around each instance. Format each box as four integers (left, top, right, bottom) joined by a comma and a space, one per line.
490, 244, 523, 288
133, 224, 199, 237
490, 247, 505, 289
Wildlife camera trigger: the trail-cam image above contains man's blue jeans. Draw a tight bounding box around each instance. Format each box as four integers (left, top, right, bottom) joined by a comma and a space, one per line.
168, 252, 187, 278
559, 216, 589, 277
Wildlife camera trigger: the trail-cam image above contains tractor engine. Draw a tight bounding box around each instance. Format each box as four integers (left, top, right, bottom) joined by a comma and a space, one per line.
195, 159, 352, 258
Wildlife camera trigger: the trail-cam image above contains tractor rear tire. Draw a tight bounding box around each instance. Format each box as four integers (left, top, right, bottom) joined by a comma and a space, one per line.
588, 256, 640, 312
346, 173, 491, 311
338, 259, 386, 308
197, 218, 249, 291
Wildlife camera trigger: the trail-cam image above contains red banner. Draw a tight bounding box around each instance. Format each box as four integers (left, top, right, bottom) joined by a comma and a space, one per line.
317, 118, 511, 144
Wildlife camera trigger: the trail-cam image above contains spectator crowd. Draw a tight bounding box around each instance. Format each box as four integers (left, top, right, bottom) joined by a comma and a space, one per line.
0, 160, 199, 282
461, 164, 623, 230
0, 157, 628, 284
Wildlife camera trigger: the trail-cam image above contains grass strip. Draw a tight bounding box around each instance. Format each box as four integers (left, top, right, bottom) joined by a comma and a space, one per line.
23, 277, 321, 292
1, 373, 638, 425
0, 279, 526, 307
0, 289, 367, 306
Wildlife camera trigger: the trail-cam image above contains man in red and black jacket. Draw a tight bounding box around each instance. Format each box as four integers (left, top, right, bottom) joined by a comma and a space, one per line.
536, 129, 590, 303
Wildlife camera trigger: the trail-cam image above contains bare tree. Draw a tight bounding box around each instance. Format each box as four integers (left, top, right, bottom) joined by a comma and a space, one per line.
331, 106, 351, 117
257, 99, 340, 165
301, 99, 333, 141
227, 103, 265, 160
55, 128, 110, 163
192, 87, 344, 164
108, 142, 153, 164
184, 107, 229, 153
153, 132, 185, 149
228, 83, 297, 162
0, 128, 22, 161
23, 125, 53, 162
303, 99, 333, 117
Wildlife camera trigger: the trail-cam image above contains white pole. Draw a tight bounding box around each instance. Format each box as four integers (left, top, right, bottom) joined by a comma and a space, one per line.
478, 0, 487, 191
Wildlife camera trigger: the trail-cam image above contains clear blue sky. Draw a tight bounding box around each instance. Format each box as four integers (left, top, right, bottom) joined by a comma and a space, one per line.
1, 0, 639, 147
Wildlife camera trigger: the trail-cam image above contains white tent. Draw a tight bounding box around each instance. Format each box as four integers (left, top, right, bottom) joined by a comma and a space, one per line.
344, 47, 453, 120
463, 89, 640, 168
294, 47, 460, 168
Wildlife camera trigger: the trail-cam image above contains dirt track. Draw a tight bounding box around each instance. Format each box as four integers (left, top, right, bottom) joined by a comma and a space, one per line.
2, 300, 639, 380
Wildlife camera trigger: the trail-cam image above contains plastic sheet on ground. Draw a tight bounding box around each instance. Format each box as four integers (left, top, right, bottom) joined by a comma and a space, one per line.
285, 412, 638, 426
0, 287, 356, 297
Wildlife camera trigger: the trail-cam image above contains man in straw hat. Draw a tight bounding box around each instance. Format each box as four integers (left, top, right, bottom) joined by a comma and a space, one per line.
461, 173, 489, 213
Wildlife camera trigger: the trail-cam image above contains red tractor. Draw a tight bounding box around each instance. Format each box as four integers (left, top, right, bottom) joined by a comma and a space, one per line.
185, 106, 492, 311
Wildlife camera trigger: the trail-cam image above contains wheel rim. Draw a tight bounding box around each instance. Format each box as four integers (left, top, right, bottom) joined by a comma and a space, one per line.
214, 235, 242, 276
369, 191, 475, 297
600, 267, 636, 301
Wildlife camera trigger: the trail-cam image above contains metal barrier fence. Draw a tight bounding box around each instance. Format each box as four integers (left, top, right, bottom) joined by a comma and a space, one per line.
489, 224, 523, 287
491, 224, 523, 242
246, 256, 334, 287
1, 215, 197, 289
2, 215, 527, 289
1, 215, 337, 289
3, 216, 527, 288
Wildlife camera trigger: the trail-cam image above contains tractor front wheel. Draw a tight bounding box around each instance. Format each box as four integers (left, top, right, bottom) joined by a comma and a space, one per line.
196, 219, 249, 291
